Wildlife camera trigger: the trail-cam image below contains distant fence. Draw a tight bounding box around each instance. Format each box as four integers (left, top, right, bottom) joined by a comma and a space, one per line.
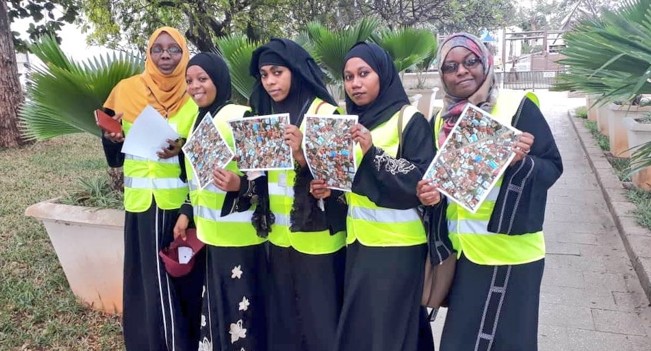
496, 70, 564, 90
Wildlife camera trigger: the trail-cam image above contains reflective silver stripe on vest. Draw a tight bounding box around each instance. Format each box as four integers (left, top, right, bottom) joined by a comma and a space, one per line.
268, 182, 295, 197
125, 154, 180, 164
448, 219, 492, 235
272, 213, 290, 227
124, 176, 186, 189
189, 179, 225, 194
195, 206, 253, 223
349, 206, 421, 223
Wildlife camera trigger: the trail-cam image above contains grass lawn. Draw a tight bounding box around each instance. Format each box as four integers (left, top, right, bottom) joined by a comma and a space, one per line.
0, 134, 123, 350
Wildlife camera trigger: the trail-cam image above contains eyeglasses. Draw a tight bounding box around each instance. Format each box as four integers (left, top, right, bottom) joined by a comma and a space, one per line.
440, 56, 481, 74
150, 46, 183, 56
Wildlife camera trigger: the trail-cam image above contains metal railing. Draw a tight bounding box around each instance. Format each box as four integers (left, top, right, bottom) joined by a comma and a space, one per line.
496, 70, 563, 90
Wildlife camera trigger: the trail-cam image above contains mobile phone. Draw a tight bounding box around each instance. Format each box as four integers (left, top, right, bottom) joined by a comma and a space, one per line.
95, 109, 122, 134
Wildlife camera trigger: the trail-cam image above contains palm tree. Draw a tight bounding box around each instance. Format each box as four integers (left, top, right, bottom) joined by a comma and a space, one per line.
371, 27, 437, 72
554, 0, 651, 172
20, 35, 143, 141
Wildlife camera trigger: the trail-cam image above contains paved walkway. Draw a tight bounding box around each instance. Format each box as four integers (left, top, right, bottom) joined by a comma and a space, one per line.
430, 91, 651, 350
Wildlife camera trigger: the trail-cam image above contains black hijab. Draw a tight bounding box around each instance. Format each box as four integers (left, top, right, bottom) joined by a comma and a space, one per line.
249, 38, 336, 125
344, 42, 410, 130
187, 52, 232, 128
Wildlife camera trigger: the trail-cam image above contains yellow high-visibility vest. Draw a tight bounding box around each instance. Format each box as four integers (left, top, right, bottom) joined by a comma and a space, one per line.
346, 105, 428, 247
434, 90, 545, 265
186, 104, 266, 247
267, 98, 347, 255
122, 100, 197, 212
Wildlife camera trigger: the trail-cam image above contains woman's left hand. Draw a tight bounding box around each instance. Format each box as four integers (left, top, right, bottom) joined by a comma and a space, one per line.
284, 125, 306, 166
213, 168, 241, 192
352, 123, 373, 155
310, 179, 331, 199
158, 138, 184, 159
511, 132, 534, 165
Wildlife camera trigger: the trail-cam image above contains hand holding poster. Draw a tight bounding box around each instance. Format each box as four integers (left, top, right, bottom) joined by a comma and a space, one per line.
303, 115, 358, 192
228, 114, 293, 171
182, 113, 234, 189
121, 105, 180, 160
423, 104, 521, 213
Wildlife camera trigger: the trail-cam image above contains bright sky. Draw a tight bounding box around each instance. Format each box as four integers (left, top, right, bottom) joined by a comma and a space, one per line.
11, 18, 116, 64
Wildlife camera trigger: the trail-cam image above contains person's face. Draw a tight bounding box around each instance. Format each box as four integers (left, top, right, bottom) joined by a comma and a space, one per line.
343, 57, 380, 106
259, 65, 292, 102
441, 47, 485, 99
150, 32, 183, 75
186, 65, 217, 108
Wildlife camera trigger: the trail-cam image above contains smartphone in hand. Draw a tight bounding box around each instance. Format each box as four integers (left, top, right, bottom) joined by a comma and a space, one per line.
95, 109, 122, 134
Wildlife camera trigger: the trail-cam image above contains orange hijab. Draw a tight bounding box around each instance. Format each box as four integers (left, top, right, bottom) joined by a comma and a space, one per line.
104, 26, 190, 122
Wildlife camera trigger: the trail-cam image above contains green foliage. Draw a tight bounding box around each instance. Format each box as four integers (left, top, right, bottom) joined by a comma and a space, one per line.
60, 176, 124, 209
303, 18, 379, 83
371, 28, 437, 72
575, 106, 588, 118
555, 0, 651, 103
19, 35, 143, 141
7, 0, 79, 52
626, 187, 651, 230
215, 35, 263, 102
584, 120, 610, 151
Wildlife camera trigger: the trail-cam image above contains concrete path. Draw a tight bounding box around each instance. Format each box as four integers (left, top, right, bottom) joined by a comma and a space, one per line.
430, 91, 651, 350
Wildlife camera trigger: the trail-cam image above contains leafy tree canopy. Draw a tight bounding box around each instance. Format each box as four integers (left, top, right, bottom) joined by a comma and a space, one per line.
8, 0, 80, 52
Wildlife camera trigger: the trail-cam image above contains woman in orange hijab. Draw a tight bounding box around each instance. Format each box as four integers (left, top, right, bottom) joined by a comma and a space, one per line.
101, 27, 203, 350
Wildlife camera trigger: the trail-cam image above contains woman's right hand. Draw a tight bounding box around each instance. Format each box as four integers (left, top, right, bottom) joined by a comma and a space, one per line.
97, 112, 125, 143
310, 179, 331, 200
417, 179, 441, 206
173, 214, 189, 241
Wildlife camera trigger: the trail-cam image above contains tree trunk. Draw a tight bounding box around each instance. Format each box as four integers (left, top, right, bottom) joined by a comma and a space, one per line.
0, 1, 28, 148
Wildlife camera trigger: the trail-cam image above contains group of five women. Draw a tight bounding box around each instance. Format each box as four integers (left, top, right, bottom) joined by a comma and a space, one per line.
101, 25, 562, 351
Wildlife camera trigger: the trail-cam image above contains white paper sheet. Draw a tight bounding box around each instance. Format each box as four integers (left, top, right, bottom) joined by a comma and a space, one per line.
177, 246, 193, 264
121, 105, 180, 160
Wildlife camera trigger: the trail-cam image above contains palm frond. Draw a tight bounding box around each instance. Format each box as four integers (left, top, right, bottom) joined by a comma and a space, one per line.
371, 28, 437, 72
20, 35, 143, 141
216, 35, 262, 102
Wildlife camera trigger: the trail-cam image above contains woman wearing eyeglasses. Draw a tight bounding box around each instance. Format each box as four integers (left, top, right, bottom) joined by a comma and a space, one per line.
417, 33, 562, 351
101, 27, 203, 350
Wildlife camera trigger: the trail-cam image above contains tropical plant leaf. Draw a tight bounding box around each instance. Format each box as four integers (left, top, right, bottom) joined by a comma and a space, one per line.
371, 28, 437, 72
215, 35, 262, 102
20, 35, 143, 141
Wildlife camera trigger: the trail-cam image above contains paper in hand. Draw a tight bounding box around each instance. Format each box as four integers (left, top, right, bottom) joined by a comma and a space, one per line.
228, 114, 293, 171
121, 105, 180, 160
182, 112, 235, 189
303, 115, 358, 192
423, 104, 521, 213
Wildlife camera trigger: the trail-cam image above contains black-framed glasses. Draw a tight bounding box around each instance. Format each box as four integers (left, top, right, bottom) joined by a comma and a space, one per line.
441, 56, 481, 74
150, 46, 183, 56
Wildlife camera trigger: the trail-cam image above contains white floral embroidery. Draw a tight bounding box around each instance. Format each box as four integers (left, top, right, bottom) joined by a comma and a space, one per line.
198, 337, 212, 351
373, 150, 416, 175
229, 319, 247, 343
239, 296, 250, 311
201, 314, 206, 327
231, 265, 243, 279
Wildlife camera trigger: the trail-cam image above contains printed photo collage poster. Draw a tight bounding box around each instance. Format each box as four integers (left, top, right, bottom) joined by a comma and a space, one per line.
182, 112, 234, 189
303, 115, 359, 192
423, 104, 521, 213
228, 114, 294, 171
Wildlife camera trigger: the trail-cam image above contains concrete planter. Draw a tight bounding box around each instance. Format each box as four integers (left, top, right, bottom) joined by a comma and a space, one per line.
596, 103, 611, 137
586, 95, 599, 121
25, 198, 124, 314
625, 117, 651, 190
608, 104, 651, 158
406, 87, 440, 120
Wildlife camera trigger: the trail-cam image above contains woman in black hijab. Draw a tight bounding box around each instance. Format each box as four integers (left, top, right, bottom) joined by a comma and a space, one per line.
316, 42, 435, 351
176, 52, 268, 351
245, 38, 347, 351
